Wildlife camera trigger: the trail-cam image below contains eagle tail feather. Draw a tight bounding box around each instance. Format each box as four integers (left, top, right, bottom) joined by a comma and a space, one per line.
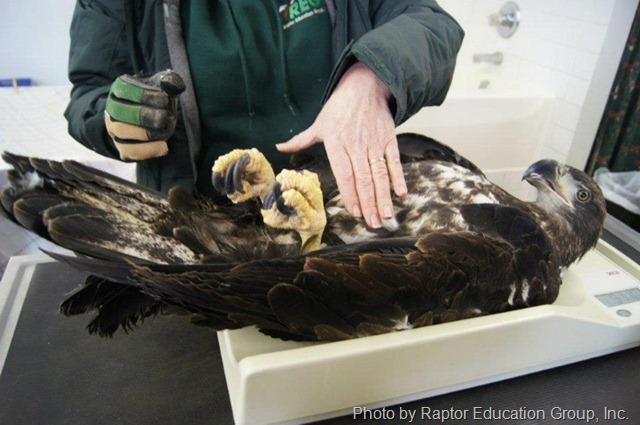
61, 275, 165, 337
10, 193, 68, 238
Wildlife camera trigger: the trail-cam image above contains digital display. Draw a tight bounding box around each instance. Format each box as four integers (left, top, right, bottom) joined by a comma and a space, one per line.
595, 288, 640, 308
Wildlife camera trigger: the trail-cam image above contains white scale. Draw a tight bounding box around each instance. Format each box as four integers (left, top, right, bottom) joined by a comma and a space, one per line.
1, 241, 640, 425
217, 240, 640, 424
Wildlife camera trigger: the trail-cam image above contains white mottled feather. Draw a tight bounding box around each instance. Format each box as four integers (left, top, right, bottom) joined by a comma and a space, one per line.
325, 161, 502, 242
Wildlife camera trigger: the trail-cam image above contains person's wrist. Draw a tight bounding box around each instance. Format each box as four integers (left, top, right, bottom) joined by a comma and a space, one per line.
337, 62, 391, 101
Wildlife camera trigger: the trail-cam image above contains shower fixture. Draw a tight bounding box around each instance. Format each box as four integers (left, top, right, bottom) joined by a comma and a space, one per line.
490, 1, 520, 38
473, 52, 504, 65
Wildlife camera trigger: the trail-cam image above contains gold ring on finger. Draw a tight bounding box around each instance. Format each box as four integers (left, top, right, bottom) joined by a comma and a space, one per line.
369, 157, 386, 165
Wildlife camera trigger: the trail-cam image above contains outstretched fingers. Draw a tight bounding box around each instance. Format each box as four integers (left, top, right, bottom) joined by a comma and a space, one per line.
385, 140, 407, 198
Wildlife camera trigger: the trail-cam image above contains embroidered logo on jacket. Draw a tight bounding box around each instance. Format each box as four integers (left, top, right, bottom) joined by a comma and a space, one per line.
279, 0, 326, 30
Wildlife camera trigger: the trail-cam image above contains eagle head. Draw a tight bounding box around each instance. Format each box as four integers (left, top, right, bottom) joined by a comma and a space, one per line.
523, 159, 606, 265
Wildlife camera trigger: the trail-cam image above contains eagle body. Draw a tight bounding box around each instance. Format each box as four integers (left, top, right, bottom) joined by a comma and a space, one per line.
0, 134, 606, 341
327, 160, 511, 241
325, 156, 599, 270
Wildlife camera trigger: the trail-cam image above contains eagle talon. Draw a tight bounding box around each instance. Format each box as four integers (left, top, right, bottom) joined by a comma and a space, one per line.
261, 169, 327, 253
262, 182, 295, 216
223, 161, 236, 194
263, 186, 277, 210
230, 153, 249, 194
262, 182, 291, 213
211, 149, 275, 203
276, 196, 294, 216
211, 171, 224, 193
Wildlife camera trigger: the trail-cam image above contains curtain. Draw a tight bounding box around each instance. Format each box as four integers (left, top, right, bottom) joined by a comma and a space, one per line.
587, 3, 640, 174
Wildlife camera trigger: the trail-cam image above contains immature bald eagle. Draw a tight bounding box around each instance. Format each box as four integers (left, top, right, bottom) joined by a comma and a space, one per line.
0, 134, 606, 341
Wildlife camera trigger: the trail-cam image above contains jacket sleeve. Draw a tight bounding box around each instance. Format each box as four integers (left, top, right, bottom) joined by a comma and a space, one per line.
327, 0, 464, 125
64, 0, 133, 159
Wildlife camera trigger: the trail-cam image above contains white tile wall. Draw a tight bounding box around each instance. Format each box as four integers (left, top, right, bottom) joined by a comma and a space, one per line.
0, 1, 75, 85
439, 0, 617, 163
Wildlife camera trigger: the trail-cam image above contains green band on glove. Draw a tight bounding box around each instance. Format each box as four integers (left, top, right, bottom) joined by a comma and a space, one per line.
105, 71, 185, 136
106, 76, 151, 126
106, 94, 142, 126
110, 76, 146, 103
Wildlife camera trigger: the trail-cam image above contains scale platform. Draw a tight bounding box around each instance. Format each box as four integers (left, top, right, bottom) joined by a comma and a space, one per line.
218, 240, 640, 425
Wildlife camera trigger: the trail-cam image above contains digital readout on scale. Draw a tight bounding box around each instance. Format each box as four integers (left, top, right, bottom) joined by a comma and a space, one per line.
595, 288, 640, 308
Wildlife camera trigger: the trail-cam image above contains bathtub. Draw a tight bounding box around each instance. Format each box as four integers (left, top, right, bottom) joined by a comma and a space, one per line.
397, 82, 555, 200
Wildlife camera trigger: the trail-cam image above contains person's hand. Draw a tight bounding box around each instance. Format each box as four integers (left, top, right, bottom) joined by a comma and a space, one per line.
276, 62, 407, 228
104, 70, 185, 161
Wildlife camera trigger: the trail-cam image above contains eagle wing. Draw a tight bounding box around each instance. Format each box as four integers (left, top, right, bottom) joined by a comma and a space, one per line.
52, 204, 560, 341
1, 135, 567, 341
1, 152, 300, 265
0, 152, 304, 336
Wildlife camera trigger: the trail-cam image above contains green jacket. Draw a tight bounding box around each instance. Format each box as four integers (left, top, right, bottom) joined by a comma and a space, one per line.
65, 0, 464, 193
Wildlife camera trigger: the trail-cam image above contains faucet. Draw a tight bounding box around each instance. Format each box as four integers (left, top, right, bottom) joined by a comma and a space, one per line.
473, 52, 504, 65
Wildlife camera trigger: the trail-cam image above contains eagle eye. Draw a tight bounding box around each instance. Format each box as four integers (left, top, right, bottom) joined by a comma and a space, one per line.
576, 189, 591, 202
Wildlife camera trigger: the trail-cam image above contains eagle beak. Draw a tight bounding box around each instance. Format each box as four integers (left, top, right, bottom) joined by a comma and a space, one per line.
523, 159, 572, 207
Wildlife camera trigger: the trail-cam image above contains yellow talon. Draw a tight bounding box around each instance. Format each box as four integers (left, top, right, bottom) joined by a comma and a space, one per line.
261, 169, 326, 253
211, 148, 275, 203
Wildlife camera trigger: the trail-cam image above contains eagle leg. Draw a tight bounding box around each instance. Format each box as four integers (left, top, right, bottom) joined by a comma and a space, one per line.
261, 169, 327, 253
211, 148, 275, 203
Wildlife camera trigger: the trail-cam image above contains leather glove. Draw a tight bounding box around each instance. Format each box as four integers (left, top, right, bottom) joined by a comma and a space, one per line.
105, 70, 186, 161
